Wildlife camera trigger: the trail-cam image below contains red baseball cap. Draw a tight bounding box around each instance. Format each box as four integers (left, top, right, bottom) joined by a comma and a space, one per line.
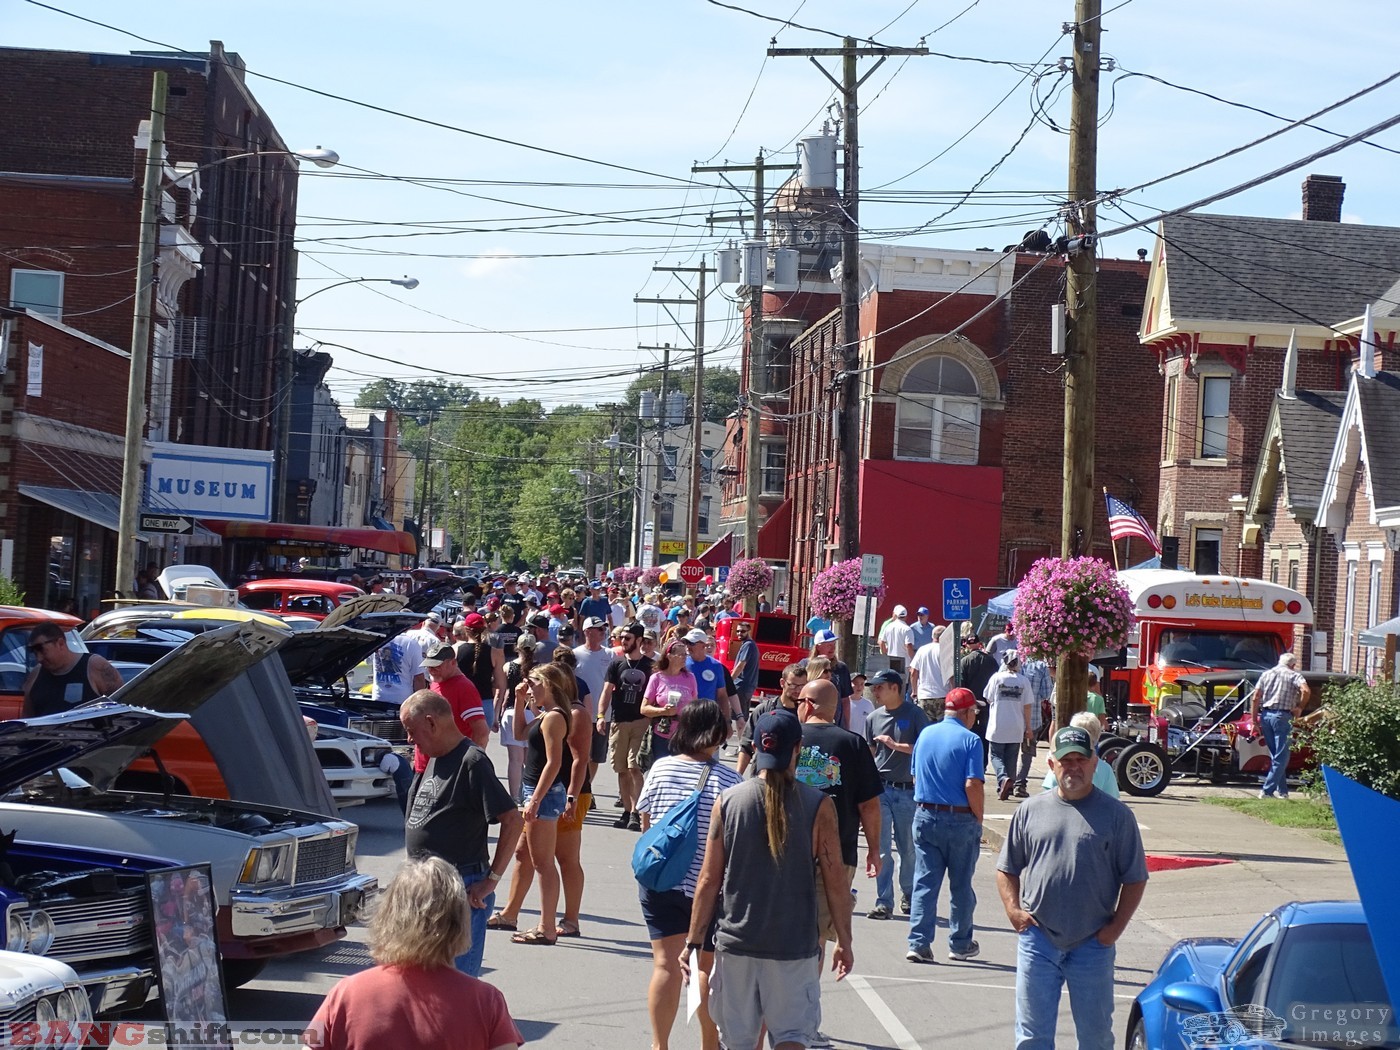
944, 687, 977, 712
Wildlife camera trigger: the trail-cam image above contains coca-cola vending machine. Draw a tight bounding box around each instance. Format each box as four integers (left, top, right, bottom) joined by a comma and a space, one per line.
715, 612, 806, 699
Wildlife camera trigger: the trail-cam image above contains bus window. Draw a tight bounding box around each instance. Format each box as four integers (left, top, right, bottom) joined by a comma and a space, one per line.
1155, 629, 1282, 670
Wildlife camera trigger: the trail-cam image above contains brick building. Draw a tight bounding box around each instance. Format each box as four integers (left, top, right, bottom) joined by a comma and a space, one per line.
0, 43, 303, 594
773, 244, 1157, 629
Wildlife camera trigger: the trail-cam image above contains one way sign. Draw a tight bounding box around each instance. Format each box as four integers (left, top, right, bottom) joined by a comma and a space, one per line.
140, 513, 195, 535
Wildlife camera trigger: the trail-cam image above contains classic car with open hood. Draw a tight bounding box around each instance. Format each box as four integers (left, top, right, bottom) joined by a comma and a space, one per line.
0, 622, 377, 988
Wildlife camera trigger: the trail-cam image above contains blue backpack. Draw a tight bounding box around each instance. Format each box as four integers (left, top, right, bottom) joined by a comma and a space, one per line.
631, 762, 715, 892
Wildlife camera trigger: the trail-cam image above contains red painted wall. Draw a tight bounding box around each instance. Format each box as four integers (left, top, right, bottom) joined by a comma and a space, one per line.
858, 460, 1003, 623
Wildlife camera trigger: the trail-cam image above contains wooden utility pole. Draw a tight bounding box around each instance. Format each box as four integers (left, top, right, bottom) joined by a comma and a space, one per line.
695, 155, 768, 566
635, 343, 673, 569
116, 71, 168, 597
769, 37, 927, 659
1056, 0, 1103, 727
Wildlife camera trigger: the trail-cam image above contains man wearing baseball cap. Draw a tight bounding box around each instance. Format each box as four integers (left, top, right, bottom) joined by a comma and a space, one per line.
905, 686, 985, 964
685, 708, 852, 1050
863, 669, 930, 920
418, 643, 489, 771
909, 607, 936, 653
878, 605, 916, 664
996, 727, 1148, 1050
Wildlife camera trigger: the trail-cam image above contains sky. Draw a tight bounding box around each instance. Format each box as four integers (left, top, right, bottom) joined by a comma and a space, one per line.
9, 0, 1400, 411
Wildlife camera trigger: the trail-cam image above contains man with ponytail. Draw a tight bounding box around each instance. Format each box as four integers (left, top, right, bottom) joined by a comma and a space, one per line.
683, 709, 852, 1050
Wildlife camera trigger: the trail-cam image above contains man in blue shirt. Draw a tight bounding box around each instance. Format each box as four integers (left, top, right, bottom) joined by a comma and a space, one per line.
729, 620, 760, 716
578, 582, 612, 625
683, 628, 730, 711
906, 686, 985, 964
909, 607, 935, 652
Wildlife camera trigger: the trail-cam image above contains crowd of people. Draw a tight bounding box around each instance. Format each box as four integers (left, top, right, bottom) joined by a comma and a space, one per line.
301, 576, 1147, 1050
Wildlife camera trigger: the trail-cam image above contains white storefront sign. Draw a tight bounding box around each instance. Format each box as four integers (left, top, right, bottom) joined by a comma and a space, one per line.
148, 442, 274, 521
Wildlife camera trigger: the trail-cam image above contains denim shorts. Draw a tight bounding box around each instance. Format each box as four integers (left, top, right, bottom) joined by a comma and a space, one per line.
521, 780, 567, 820
638, 885, 716, 950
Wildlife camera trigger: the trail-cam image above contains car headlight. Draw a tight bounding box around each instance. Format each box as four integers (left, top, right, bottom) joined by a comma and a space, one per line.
362, 746, 388, 767
34, 994, 56, 1025
238, 844, 291, 885
26, 910, 54, 955
6, 909, 27, 951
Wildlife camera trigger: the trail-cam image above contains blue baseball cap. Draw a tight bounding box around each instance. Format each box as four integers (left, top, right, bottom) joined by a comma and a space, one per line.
917, 606, 929, 615
754, 709, 803, 771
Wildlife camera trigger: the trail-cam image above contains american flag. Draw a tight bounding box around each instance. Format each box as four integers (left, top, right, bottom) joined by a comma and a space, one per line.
1104, 492, 1161, 553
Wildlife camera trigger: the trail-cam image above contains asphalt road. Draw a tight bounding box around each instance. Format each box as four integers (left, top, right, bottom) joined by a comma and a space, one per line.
226, 743, 1354, 1049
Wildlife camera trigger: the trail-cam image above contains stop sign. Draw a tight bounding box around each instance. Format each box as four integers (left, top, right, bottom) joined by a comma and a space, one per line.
678, 558, 706, 586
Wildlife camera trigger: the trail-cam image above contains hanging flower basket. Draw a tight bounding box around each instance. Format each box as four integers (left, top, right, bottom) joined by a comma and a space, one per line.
1011, 556, 1134, 661
611, 566, 642, 586
725, 558, 773, 600
810, 558, 885, 620
639, 567, 664, 589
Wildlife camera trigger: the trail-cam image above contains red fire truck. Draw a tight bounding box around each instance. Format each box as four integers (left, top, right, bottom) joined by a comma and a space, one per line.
714, 612, 807, 699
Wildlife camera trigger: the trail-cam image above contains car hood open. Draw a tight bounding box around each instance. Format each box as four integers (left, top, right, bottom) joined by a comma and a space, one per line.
8, 620, 291, 792
317, 591, 408, 630
0, 703, 187, 794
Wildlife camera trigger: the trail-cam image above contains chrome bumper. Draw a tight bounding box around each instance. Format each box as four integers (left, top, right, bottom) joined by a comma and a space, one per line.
229, 873, 378, 938
325, 768, 396, 803
81, 964, 155, 1016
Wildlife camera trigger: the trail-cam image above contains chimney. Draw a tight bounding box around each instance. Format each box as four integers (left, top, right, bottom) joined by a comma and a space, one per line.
1301, 174, 1345, 222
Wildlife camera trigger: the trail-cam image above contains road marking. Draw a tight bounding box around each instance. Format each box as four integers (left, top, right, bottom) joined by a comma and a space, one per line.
864, 974, 1137, 999
848, 973, 923, 1050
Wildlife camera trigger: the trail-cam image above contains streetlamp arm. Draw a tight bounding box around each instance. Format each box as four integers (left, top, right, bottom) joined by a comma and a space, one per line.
295, 276, 420, 306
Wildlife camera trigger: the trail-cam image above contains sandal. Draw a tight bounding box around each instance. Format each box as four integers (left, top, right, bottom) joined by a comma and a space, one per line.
557, 921, 581, 938
486, 912, 517, 932
511, 927, 557, 946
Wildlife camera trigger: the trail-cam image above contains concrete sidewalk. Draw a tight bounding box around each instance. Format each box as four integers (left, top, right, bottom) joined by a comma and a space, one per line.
979, 742, 1356, 942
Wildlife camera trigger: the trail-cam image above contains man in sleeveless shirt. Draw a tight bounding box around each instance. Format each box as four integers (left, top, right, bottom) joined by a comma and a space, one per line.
686, 709, 853, 1050
22, 622, 124, 717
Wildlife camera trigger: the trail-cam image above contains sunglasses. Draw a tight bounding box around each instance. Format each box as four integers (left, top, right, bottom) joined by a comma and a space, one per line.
26, 638, 57, 653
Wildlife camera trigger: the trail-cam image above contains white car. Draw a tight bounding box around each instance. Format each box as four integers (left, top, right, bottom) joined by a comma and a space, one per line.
310, 722, 398, 805
0, 950, 91, 1048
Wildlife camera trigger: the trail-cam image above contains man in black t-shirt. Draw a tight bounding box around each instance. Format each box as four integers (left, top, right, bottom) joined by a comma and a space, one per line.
959, 634, 999, 767
596, 621, 654, 829
401, 690, 521, 976
795, 679, 882, 944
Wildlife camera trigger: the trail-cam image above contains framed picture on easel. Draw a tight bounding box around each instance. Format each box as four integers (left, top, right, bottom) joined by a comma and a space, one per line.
147, 863, 231, 1047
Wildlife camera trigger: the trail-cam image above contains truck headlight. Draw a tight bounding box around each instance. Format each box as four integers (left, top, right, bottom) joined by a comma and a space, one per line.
34, 994, 56, 1025
239, 844, 291, 885
57, 986, 91, 1024
27, 911, 54, 955
5, 909, 27, 951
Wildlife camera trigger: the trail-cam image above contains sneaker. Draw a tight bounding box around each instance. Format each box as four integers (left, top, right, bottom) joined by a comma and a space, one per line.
809, 1031, 833, 1048
1013, 783, 1030, 798
867, 904, 892, 920
1258, 791, 1274, 800
905, 944, 937, 964
611, 811, 631, 829
628, 813, 642, 832
899, 894, 911, 915
949, 940, 981, 961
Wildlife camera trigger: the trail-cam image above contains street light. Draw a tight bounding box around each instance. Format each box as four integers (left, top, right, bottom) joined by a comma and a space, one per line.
115, 65, 343, 595
295, 275, 420, 305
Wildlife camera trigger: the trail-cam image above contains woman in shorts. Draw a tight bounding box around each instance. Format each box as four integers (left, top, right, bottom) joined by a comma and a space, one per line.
635, 701, 740, 1050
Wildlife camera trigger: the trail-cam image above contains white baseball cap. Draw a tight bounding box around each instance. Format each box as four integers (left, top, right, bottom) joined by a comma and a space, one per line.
894, 604, 908, 618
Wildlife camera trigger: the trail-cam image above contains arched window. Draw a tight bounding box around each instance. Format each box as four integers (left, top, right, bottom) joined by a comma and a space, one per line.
894, 356, 980, 463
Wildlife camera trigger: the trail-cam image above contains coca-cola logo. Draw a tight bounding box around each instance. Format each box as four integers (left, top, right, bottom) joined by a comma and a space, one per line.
760, 650, 795, 665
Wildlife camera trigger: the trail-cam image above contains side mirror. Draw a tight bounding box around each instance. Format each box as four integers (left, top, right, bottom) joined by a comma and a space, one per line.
1161, 981, 1223, 1015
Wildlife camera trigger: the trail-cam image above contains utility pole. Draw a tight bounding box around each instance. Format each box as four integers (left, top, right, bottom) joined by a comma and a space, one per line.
695, 155, 768, 566
769, 37, 927, 657
116, 70, 168, 598
1056, 0, 1103, 727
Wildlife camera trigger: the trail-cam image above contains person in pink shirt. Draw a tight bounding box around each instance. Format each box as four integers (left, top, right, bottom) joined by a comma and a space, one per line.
305, 856, 523, 1050
642, 638, 699, 761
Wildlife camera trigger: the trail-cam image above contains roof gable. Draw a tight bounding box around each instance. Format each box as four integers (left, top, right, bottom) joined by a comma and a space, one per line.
1317, 370, 1400, 529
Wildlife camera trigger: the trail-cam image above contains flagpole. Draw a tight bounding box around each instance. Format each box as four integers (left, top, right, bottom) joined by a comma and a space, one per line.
1103, 488, 1121, 570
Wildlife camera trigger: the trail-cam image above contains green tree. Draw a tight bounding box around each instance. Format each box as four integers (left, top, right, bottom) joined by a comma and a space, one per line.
355, 378, 478, 415
1300, 680, 1400, 799
512, 467, 584, 568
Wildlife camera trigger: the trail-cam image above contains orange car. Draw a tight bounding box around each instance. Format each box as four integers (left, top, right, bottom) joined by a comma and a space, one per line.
238, 578, 364, 621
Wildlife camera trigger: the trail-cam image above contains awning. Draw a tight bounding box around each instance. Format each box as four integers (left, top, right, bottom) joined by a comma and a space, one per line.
1361, 615, 1400, 648
699, 531, 733, 569
756, 499, 792, 561
19, 484, 219, 544
370, 515, 395, 531
202, 520, 418, 557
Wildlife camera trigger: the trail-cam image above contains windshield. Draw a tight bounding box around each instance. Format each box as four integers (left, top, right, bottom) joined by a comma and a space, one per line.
1154, 629, 1281, 670
1265, 923, 1396, 1048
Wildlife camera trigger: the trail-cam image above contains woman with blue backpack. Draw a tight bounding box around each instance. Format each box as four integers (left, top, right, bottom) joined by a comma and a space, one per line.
634, 700, 740, 1050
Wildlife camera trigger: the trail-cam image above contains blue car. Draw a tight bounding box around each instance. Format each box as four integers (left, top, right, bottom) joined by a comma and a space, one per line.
1128, 901, 1396, 1049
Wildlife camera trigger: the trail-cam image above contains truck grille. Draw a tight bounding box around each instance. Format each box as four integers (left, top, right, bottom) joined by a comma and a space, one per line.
21, 892, 151, 964
0, 1000, 39, 1045
348, 718, 408, 743
295, 837, 350, 885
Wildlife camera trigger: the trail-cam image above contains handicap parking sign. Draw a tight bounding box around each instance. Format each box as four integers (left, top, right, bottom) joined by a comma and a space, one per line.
942, 578, 971, 621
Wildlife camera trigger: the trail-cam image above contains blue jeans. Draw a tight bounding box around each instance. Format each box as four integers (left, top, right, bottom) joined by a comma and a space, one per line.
390, 753, 414, 812
1014, 923, 1116, 1050
1260, 709, 1293, 797
989, 741, 1019, 789
907, 809, 979, 953
455, 863, 494, 977
875, 785, 916, 909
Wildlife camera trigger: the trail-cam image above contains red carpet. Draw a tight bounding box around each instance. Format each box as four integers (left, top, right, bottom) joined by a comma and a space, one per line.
1144, 854, 1236, 872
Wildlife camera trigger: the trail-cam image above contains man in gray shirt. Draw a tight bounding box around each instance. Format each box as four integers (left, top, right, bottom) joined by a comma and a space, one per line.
863, 669, 929, 919
996, 726, 1148, 1050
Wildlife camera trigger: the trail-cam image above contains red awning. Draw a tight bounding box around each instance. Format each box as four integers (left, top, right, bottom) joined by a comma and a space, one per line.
756, 499, 792, 561
699, 531, 734, 568
202, 520, 418, 557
